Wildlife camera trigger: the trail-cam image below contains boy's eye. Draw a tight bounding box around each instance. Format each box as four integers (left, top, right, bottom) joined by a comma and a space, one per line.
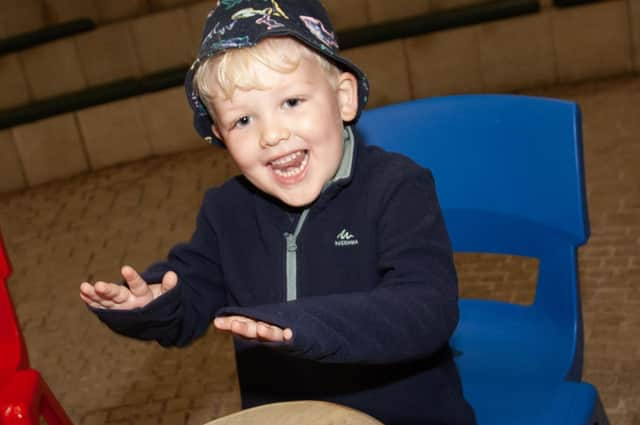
284, 98, 302, 108
233, 116, 251, 129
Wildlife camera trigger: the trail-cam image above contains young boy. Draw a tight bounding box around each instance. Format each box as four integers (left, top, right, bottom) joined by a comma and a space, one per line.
79, 1, 476, 424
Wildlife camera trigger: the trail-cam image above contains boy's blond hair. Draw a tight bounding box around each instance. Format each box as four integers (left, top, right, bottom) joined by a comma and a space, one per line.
193, 37, 342, 112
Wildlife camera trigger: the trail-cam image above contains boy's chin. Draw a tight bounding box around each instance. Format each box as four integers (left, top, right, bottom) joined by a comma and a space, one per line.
273, 188, 322, 208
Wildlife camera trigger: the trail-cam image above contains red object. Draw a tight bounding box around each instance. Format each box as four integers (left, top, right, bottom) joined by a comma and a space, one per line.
0, 230, 73, 425
0, 231, 29, 374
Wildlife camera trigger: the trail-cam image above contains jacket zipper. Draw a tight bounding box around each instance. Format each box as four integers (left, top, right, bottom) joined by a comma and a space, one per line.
283, 209, 309, 301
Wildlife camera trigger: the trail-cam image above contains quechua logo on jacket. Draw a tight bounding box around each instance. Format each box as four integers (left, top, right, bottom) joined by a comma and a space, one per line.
335, 229, 359, 247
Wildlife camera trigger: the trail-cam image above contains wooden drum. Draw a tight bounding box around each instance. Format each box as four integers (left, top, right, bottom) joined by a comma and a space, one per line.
203, 401, 384, 425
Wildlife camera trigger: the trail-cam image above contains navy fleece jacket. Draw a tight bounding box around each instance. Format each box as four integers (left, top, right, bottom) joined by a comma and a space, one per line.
93, 129, 476, 425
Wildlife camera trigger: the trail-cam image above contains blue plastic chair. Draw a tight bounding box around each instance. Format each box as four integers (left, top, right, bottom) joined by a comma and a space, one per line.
357, 95, 609, 425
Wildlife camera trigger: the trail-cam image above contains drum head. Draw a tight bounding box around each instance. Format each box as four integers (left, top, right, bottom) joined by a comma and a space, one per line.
203, 400, 383, 425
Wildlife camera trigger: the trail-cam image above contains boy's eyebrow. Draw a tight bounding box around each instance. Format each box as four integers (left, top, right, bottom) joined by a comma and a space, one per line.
208, 103, 237, 121
216, 109, 245, 123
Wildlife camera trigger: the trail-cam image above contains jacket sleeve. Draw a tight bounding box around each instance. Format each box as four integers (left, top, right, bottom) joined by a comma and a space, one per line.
217, 170, 459, 364
92, 190, 228, 347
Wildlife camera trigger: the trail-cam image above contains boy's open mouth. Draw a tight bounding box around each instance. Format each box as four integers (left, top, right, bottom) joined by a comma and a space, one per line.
269, 150, 309, 179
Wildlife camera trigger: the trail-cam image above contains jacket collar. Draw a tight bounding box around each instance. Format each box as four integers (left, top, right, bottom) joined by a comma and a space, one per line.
329, 126, 356, 185
312, 125, 358, 210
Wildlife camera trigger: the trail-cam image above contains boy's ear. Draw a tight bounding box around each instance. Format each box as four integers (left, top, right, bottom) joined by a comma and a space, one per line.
336, 72, 358, 122
211, 124, 222, 141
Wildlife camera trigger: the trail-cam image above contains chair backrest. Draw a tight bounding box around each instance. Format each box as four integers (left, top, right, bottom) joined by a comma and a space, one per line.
356, 95, 589, 381
357, 95, 588, 249
0, 229, 30, 373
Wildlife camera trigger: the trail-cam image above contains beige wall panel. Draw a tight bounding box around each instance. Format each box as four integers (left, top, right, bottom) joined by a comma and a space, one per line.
343, 40, 412, 108
0, 54, 31, 110
42, 0, 99, 24
479, 13, 556, 92
0, 130, 27, 193
77, 98, 152, 170
431, 0, 485, 11
12, 114, 89, 186
75, 22, 141, 86
322, 0, 370, 30
140, 87, 203, 155
148, 0, 189, 12
368, 0, 430, 23
630, 0, 640, 71
552, 1, 632, 82
1, 0, 45, 37
94, 0, 149, 24
406, 26, 484, 99
186, 2, 215, 59
0, 19, 7, 39
20, 38, 87, 100
131, 9, 192, 74
539, 0, 553, 9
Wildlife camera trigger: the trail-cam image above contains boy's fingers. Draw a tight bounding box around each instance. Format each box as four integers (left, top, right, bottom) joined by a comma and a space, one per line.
94, 281, 126, 301
161, 271, 178, 293
214, 316, 291, 342
257, 322, 282, 341
256, 323, 293, 342
213, 317, 230, 330
81, 284, 115, 308
219, 317, 258, 339
283, 328, 293, 341
214, 315, 248, 331
121, 265, 149, 296
79, 292, 104, 309
80, 282, 107, 304
110, 285, 131, 304
80, 281, 96, 298
213, 317, 228, 330
231, 319, 257, 339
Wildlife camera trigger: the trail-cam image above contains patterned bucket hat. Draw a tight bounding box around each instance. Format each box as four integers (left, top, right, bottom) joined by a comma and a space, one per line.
185, 0, 369, 144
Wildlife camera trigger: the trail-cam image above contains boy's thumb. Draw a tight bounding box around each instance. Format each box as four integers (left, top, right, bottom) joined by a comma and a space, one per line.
161, 271, 178, 293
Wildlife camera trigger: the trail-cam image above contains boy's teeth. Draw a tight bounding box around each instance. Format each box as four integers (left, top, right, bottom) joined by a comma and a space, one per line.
272, 151, 308, 178
270, 151, 304, 166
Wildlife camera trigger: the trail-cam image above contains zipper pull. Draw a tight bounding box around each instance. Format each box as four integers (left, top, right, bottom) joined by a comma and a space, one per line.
284, 232, 297, 252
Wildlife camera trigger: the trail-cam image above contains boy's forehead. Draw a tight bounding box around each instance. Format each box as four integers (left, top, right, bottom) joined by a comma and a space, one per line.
210, 54, 328, 101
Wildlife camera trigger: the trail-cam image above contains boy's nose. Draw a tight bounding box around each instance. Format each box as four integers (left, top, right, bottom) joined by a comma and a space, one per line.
261, 124, 290, 148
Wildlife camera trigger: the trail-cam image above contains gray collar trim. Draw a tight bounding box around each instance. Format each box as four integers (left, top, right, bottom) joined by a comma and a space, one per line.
331, 126, 355, 183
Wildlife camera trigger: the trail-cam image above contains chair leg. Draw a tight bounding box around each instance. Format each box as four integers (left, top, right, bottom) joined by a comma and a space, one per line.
1, 370, 74, 425
1, 371, 41, 425
591, 395, 610, 425
39, 375, 74, 425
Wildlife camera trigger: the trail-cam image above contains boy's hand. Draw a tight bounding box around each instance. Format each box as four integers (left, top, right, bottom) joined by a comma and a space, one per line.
214, 316, 293, 342
79, 265, 178, 310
